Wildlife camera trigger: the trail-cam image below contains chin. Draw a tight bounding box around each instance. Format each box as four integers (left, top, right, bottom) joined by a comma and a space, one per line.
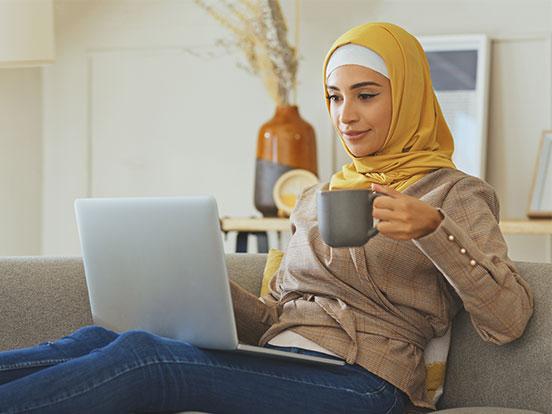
347, 144, 376, 158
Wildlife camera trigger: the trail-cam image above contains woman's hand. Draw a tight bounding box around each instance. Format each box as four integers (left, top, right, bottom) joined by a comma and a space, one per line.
371, 183, 443, 240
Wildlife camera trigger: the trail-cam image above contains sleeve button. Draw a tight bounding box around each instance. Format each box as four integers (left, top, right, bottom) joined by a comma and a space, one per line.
470, 259, 477, 266
460, 248, 466, 254
448, 235, 455, 241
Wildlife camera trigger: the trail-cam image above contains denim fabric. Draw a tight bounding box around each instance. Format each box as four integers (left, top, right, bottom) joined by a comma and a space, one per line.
0, 326, 407, 414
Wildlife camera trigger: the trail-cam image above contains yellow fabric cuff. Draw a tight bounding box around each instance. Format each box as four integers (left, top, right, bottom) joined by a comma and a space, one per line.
260, 248, 284, 297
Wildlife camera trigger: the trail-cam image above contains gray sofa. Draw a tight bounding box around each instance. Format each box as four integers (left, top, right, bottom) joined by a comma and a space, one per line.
0, 254, 550, 414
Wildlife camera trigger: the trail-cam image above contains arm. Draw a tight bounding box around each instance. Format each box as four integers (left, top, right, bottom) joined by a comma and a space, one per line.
232, 195, 304, 344
230, 279, 280, 345
412, 177, 534, 344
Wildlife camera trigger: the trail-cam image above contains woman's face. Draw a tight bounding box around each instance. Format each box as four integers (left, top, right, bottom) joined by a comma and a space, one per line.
326, 65, 392, 157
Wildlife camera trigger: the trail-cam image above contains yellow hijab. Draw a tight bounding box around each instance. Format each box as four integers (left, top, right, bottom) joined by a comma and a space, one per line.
325, 22, 456, 192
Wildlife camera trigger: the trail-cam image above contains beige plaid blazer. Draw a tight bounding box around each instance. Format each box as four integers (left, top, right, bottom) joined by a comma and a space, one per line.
230, 168, 534, 409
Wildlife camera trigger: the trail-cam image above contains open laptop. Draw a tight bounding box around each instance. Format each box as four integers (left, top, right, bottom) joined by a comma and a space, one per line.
74, 196, 344, 366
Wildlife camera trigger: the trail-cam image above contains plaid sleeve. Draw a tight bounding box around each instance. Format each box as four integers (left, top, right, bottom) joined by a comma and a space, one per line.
412, 177, 534, 345
230, 280, 280, 345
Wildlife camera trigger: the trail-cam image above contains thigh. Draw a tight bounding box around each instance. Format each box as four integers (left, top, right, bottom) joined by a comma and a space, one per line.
0, 331, 406, 414
163, 346, 405, 414
111, 331, 406, 414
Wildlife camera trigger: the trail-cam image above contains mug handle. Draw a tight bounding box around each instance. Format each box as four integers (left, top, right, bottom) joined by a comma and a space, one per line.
366, 226, 379, 239
367, 192, 383, 240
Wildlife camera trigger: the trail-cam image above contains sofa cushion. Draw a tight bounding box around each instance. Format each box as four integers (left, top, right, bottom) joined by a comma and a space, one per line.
0, 257, 93, 351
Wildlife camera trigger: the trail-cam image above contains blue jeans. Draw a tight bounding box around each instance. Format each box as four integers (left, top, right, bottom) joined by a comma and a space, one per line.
0, 326, 407, 413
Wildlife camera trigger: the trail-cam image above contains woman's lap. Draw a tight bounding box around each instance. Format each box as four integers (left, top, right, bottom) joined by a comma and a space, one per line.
0, 326, 406, 414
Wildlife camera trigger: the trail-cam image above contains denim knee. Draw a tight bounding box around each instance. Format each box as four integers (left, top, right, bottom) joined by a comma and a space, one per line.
70, 325, 118, 341
113, 330, 162, 357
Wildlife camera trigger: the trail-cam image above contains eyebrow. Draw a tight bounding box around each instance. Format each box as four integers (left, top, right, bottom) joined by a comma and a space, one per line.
326, 81, 382, 91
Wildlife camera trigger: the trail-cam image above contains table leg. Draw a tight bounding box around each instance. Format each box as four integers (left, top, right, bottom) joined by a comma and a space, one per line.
236, 232, 249, 253
256, 231, 269, 253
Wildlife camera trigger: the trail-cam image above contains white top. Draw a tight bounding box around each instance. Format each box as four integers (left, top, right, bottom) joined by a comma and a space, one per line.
268, 330, 341, 357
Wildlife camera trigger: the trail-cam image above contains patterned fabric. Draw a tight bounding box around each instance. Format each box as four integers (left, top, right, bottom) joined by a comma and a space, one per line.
261, 248, 451, 406
230, 168, 533, 410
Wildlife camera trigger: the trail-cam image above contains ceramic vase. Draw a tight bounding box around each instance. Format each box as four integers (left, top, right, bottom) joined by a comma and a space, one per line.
254, 105, 318, 217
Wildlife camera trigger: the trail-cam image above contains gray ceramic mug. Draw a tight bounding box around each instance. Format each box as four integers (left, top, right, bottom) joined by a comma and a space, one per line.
317, 188, 381, 247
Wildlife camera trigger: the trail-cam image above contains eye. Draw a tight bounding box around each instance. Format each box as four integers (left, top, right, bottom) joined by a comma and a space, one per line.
326, 94, 341, 102
359, 93, 378, 100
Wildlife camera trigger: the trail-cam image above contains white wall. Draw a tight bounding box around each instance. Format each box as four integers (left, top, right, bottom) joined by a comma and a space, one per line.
299, 0, 552, 261
1, 0, 551, 261
0, 68, 42, 255
42, 0, 280, 255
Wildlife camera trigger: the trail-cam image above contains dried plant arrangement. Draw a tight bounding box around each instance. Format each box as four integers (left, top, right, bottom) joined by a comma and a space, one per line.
194, 0, 298, 106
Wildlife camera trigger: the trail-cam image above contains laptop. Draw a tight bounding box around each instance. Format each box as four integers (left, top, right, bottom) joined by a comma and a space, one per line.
74, 196, 344, 366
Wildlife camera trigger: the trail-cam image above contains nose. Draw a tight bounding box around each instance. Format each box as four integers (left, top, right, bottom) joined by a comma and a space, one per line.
339, 98, 359, 125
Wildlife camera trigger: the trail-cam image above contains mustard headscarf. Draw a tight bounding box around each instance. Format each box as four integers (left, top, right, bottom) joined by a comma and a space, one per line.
325, 22, 456, 192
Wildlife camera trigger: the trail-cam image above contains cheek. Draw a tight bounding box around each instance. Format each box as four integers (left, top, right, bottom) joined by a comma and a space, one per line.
374, 101, 391, 126
368, 101, 392, 150
370, 102, 391, 143
381, 96, 393, 130
330, 106, 339, 127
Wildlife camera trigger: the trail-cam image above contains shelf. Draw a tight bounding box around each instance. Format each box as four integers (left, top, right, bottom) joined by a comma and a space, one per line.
499, 220, 552, 235
221, 217, 290, 232
221, 217, 552, 235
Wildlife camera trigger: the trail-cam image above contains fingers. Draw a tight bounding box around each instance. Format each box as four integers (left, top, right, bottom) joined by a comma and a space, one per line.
375, 221, 411, 240
371, 183, 402, 211
373, 195, 396, 210
371, 183, 401, 198
372, 207, 395, 221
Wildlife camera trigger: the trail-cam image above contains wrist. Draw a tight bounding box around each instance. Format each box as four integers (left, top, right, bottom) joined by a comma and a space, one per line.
432, 208, 444, 231
421, 208, 443, 238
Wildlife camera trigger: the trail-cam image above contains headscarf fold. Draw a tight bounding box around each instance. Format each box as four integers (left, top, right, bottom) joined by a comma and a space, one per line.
324, 22, 456, 191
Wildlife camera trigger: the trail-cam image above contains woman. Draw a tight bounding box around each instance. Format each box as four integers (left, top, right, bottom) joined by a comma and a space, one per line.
0, 22, 533, 414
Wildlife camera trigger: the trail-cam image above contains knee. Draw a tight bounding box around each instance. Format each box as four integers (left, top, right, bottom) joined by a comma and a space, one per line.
114, 330, 161, 355
74, 324, 115, 336
70, 325, 118, 342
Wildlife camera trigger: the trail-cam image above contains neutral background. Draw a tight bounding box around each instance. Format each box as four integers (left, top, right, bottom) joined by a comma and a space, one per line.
1, 0, 551, 261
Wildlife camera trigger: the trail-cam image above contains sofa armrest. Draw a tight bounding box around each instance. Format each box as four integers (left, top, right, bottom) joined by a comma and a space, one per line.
439, 261, 552, 413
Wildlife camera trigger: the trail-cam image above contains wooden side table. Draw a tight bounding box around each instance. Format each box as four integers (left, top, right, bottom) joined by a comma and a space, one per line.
221, 217, 552, 259
220, 217, 290, 253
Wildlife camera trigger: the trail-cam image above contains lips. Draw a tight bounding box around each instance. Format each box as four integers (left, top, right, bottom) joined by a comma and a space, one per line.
341, 129, 370, 140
